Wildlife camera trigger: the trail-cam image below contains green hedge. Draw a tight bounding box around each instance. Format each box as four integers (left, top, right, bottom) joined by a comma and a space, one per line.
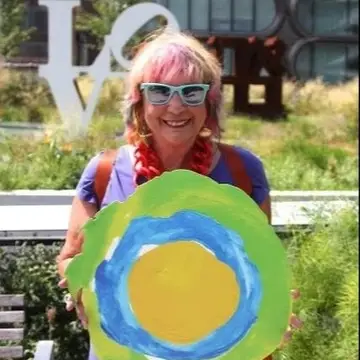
275, 206, 359, 360
0, 243, 88, 360
0, 116, 358, 191
0, 117, 125, 190
0, 207, 358, 360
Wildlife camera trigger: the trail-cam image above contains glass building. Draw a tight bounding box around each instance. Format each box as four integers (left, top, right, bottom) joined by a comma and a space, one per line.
154, 0, 359, 83
15, 0, 360, 83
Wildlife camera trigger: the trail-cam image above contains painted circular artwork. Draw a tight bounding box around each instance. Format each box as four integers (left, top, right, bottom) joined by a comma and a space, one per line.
66, 170, 292, 360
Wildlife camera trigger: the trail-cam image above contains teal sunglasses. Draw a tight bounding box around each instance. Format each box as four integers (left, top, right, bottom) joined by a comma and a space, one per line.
140, 83, 210, 106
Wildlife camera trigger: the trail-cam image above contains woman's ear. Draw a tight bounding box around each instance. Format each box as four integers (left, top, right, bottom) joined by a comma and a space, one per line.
132, 87, 142, 103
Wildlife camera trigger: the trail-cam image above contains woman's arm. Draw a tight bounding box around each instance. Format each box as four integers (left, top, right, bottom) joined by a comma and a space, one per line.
57, 154, 103, 277
57, 196, 98, 278
57, 197, 97, 328
259, 195, 272, 224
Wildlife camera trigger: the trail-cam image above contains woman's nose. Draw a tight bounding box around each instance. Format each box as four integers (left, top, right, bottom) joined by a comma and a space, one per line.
167, 92, 185, 113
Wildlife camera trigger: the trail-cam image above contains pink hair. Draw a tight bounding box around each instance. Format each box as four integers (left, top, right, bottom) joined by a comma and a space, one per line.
122, 31, 223, 184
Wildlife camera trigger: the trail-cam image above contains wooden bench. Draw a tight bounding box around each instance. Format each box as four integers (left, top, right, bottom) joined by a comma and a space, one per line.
0, 294, 55, 360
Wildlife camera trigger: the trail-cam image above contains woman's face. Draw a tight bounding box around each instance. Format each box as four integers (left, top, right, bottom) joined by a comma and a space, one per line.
141, 73, 208, 149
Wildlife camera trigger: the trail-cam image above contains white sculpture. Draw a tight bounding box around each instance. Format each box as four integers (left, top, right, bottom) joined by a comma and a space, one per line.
38, 1, 180, 135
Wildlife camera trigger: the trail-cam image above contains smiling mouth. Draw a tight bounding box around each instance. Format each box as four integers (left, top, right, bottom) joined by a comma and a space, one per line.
162, 119, 191, 128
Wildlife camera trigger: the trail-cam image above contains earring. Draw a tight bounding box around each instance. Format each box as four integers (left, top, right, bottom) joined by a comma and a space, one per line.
138, 121, 152, 139
199, 126, 212, 138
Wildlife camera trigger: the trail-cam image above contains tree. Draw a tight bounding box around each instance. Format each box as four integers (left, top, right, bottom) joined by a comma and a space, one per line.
0, 0, 35, 58
75, 0, 165, 58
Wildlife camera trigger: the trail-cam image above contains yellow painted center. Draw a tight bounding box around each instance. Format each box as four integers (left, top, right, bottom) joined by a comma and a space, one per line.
128, 241, 240, 344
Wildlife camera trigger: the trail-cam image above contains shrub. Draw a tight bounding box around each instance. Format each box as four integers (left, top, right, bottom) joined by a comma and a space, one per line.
274, 205, 359, 360
0, 70, 55, 123
1, 115, 357, 191
76, 76, 125, 116
332, 269, 359, 360
0, 116, 125, 190
282, 78, 358, 117
0, 243, 89, 360
264, 138, 358, 190
0, 137, 92, 190
0, 70, 125, 123
0, 76, 357, 191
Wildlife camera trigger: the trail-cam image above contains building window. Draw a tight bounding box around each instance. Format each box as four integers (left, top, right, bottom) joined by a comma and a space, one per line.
24, 5, 48, 36
211, 0, 231, 31
168, 0, 189, 29
223, 48, 235, 76
234, 0, 276, 32
155, 0, 279, 34
294, 42, 358, 83
294, 0, 358, 36
19, 42, 48, 58
191, 0, 209, 30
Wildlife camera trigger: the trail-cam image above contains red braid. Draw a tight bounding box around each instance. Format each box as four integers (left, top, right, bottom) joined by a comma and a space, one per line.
188, 137, 213, 176
134, 142, 164, 185
133, 137, 213, 185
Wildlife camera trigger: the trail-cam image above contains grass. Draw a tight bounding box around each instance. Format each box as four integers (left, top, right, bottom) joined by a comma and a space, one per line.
222, 113, 358, 190
0, 70, 358, 191
0, 115, 124, 190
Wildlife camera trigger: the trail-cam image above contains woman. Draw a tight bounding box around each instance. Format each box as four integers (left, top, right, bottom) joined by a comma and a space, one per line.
57, 30, 301, 360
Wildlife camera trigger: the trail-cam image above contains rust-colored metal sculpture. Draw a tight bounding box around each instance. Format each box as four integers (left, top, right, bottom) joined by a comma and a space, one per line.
203, 36, 287, 120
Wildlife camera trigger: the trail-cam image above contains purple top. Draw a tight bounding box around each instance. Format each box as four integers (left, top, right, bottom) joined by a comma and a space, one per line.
76, 144, 270, 208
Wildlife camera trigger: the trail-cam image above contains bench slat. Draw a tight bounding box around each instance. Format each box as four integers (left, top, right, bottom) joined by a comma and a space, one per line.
0, 295, 24, 307
0, 328, 24, 341
0, 346, 23, 358
0, 311, 24, 324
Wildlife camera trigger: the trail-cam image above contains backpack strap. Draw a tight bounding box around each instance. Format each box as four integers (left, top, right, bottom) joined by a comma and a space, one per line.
93, 145, 252, 206
218, 143, 253, 196
94, 149, 118, 208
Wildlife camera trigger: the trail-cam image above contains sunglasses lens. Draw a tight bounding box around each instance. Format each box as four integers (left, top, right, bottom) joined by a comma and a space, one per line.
181, 86, 206, 105
146, 85, 171, 104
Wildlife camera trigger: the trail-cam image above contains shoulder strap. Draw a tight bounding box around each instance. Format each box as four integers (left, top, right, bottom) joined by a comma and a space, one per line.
93, 146, 252, 205
94, 149, 118, 208
218, 143, 253, 196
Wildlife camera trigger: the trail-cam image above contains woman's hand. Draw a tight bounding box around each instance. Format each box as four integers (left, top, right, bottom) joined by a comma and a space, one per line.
280, 289, 303, 347
58, 275, 88, 329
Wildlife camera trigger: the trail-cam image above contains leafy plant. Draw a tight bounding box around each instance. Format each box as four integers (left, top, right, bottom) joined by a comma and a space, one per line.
263, 136, 358, 191
274, 206, 359, 360
0, 244, 89, 360
74, 0, 163, 59
0, 70, 54, 123
0, 0, 35, 57
0, 117, 125, 190
332, 270, 359, 360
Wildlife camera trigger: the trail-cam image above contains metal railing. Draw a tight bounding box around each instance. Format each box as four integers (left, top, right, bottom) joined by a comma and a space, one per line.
0, 190, 357, 244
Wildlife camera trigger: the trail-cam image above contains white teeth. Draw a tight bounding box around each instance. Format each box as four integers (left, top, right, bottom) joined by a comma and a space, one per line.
163, 120, 190, 127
